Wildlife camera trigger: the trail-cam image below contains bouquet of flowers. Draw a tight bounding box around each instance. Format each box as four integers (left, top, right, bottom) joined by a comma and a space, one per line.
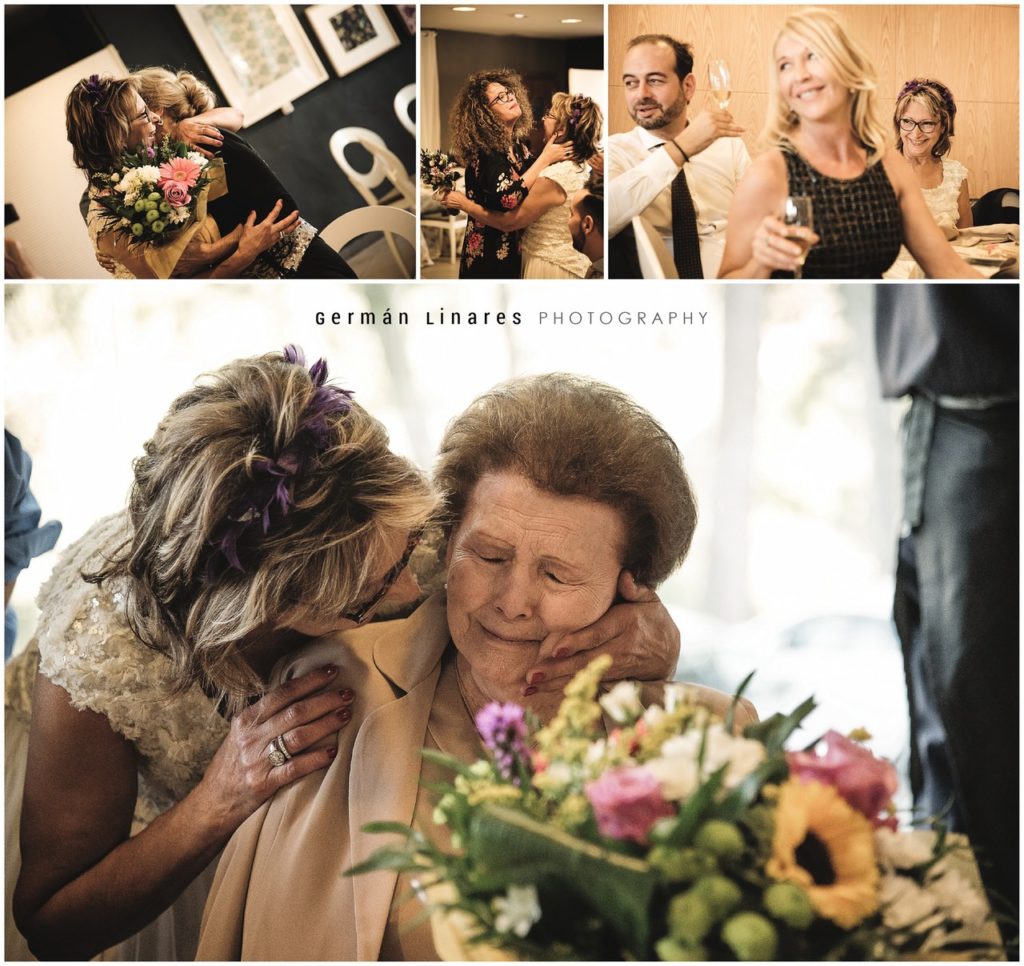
351, 657, 1002, 961
420, 149, 462, 216
92, 136, 216, 247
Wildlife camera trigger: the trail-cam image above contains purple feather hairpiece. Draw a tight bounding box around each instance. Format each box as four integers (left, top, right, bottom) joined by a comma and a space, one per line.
898, 78, 957, 118
82, 74, 109, 114
215, 346, 355, 572
565, 95, 591, 140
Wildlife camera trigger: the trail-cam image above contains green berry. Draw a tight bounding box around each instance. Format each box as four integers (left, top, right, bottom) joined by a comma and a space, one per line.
763, 881, 815, 930
692, 874, 743, 921
147, 191, 162, 202
667, 891, 713, 944
721, 911, 778, 961
131, 222, 145, 237
151, 220, 165, 233
694, 819, 745, 861
134, 199, 147, 212
655, 937, 707, 961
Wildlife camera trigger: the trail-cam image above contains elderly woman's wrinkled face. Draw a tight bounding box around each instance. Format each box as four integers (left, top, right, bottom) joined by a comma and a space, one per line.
446, 471, 625, 716
898, 97, 941, 159
485, 82, 522, 126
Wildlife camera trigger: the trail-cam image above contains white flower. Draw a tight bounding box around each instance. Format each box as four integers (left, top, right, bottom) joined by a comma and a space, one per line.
584, 738, 607, 767
600, 681, 643, 723
167, 207, 190, 225
492, 884, 541, 938
110, 172, 120, 182
186, 151, 208, 166
875, 828, 935, 871
879, 874, 943, 932
926, 868, 989, 928
641, 703, 667, 728
662, 682, 692, 713
645, 724, 765, 801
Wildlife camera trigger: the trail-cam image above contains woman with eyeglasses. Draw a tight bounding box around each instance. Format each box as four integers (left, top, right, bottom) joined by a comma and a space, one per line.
445, 92, 604, 280
718, 8, 980, 278
447, 68, 575, 278
7, 350, 681, 961
65, 75, 302, 280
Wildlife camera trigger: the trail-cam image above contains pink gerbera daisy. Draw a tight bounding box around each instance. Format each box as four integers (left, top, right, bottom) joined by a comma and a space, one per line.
158, 157, 202, 189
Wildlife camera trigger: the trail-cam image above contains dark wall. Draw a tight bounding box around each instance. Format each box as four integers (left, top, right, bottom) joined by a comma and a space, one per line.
5, 4, 416, 230
435, 29, 602, 155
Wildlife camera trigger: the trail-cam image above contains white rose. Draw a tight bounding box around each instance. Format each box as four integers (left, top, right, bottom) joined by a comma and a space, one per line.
599, 681, 643, 724
879, 874, 942, 932
701, 724, 766, 788
645, 751, 701, 801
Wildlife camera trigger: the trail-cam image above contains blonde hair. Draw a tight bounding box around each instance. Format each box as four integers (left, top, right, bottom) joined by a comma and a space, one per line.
761, 7, 891, 164
893, 78, 956, 159
87, 350, 435, 711
548, 92, 603, 163
133, 67, 215, 123
65, 75, 142, 176
448, 68, 534, 165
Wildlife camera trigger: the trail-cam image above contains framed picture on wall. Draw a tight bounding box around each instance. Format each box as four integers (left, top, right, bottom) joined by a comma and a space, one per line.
176, 5, 328, 125
305, 4, 400, 78
396, 5, 416, 35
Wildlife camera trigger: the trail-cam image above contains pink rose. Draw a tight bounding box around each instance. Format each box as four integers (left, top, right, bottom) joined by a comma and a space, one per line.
787, 730, 898, 828
585, 767, 674, 844
163, 181, 192, 207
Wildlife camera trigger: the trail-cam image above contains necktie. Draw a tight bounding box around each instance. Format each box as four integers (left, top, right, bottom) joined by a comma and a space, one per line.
670, 164, 703, 279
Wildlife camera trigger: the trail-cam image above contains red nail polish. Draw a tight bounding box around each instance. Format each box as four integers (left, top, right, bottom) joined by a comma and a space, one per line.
553, 647, 568, 659
321, 664, 338, 676
327, 745, 338, 759
523, 686, 538, 697
527, 671, 545, 685
339, 688, 354, 702
338, 707, 352, 723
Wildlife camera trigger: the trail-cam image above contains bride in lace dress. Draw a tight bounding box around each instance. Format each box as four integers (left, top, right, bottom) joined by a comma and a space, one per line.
5, 347, 435, 960
445, 93, 604, 280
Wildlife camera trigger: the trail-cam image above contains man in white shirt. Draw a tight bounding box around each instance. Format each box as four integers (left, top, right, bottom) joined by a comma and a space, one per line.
608, 34, 750, 278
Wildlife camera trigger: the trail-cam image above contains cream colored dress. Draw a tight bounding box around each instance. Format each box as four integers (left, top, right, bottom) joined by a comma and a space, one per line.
521, 161, 593, 280
4, 512, 227, 960
884, 157, 969, 279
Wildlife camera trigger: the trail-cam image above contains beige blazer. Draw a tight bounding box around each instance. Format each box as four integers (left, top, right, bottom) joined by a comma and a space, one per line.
196, 593, 755, 961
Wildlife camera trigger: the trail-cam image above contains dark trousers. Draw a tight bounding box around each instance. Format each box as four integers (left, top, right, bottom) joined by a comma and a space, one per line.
893, 395, 1018, 919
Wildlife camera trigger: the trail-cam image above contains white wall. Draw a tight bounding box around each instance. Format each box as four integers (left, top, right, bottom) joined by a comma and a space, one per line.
5, 45, 127, 279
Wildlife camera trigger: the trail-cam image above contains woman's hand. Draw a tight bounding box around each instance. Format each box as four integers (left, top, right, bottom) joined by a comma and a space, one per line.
748, 214, 819, 274
235, 199, 300, 262
589, 151, 605, 179
442, 189, 469, 212
523, 572, 681, 694
94, 250, 118, 275
177, 117, 224, 158
191, 663, 354, 837
537, 134, 575, 168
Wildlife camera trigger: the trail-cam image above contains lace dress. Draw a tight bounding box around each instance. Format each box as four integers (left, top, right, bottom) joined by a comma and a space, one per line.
884, 158, 969, 279
521, 161, 593, 279
4, 512, 227, 960
772, 148, 903, 279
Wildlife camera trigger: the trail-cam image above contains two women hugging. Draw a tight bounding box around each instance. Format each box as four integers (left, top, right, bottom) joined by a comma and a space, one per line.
66, 70, 355, 279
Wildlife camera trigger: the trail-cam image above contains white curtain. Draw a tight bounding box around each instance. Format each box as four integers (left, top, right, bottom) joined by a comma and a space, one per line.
420, 30, 441, 151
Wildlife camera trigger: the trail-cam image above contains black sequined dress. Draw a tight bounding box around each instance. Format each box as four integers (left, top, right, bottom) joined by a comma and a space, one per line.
772, 148, 902, 279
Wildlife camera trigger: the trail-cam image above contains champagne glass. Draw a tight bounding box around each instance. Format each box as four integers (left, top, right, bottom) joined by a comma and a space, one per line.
782, 195, 814, 279
707, 59, 732, 110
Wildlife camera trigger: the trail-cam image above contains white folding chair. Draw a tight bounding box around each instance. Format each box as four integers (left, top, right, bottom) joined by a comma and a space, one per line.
329, 127, 416, 275
420, 174, 467, 265
393, 84, 416, 137
320, 207, 417, 279
631, 215, 679, 279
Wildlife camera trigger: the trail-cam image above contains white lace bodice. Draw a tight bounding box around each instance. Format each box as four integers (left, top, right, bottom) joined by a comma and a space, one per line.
25, 512, 228, 830
521, 161, 593, 278
921, 158, 968, 237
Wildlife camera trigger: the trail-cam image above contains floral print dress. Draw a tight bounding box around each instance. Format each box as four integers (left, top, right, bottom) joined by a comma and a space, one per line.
459, 142, 530, 279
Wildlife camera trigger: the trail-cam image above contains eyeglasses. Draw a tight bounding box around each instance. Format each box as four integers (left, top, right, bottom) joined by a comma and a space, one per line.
489, 89, 516, 106
898, 117, 938, 134
341, 527, 424, 625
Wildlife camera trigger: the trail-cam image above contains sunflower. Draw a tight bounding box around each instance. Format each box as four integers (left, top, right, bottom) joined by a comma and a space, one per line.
766, 778, 879, 929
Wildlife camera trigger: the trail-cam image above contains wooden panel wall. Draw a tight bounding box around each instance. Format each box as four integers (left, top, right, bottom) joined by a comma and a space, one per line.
608, 5, 1019, 196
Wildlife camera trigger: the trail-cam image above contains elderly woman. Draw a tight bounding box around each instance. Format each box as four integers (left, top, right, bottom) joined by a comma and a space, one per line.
718, 7, 980, 279
448, 68, 575, 278
446, 93, 604, 280
197, 373, 754, 960
7, 358, 677, 961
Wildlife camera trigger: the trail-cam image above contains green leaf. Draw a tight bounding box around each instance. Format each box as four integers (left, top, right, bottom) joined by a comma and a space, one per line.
345, 848, 427, 877
361, 820, 419, 837
725, 670, 756, 733
713, 754, 789, 821
743, 696, 817, 755
468, 804, 659, 957
658, 764, 728, 848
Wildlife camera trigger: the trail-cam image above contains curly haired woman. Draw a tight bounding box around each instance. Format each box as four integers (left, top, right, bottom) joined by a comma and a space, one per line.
447, 68, 574, 279
446, 93, 604, 279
